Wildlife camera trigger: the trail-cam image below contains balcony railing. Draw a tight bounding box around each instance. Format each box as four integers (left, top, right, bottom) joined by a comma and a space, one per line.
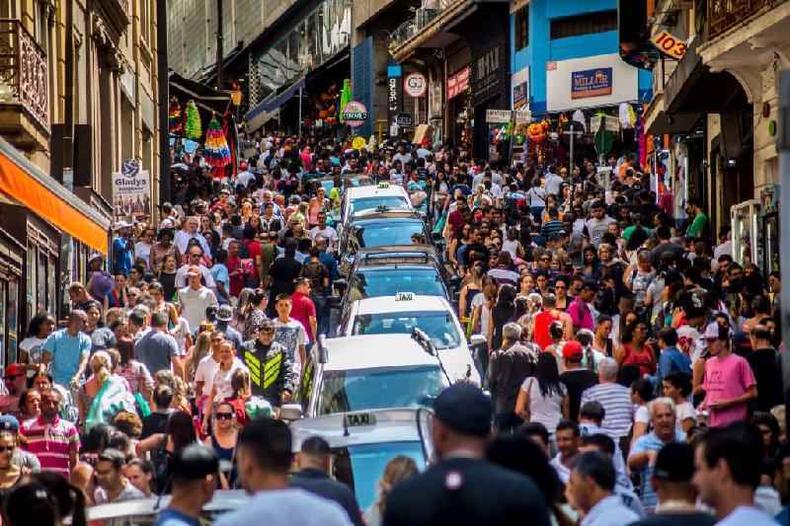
0, 19, 49, 132
708, 0, 786, 38
388, 8, 444, 54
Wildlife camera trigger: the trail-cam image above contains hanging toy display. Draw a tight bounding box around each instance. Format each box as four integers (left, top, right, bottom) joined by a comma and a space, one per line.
312, 83, 339, 126
168, 98, 184, 136
184, 100, 202, 140
527, 120, 551, 164
203, 115, 231, 169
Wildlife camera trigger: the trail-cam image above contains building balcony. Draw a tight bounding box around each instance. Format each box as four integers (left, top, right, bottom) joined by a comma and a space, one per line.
388, 0, 476, 61
0, 19, 50, 151
97, 0, 131, 34
708, 0, 786, 39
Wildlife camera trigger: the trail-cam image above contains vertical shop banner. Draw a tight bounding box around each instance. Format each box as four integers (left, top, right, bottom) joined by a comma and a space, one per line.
472, 44, 506, 106
571, 67, 613, 99
113, 159, 151, 218
387, 64, 403, 126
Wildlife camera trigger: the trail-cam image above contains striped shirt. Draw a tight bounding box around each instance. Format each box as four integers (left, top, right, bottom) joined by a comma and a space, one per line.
20, 416, 79, 478
580, 382, 634, 439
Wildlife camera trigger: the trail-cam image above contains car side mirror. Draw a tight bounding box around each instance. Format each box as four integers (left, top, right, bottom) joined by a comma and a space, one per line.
280, 404, 304, 421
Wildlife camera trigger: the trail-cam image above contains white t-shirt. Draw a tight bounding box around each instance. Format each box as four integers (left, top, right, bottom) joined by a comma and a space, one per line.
470, 292, 490, 338
19, 336, 47, 365
522, 376, 566, 434
177, 286, 218, 333
273, 319, 308, 372
215, 488, 352, 526
134, 241, 152, 270
309, 226, 338, 248
715, 506, 780, 526
175, 264, 216, 289
211, 359, 248, 403
170, 318, 192, 356
675, 400, 696, 432
195, 355, 220, 397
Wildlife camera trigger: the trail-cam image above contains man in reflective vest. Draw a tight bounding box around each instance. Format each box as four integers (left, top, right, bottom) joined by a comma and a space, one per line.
239, 319, 297, 407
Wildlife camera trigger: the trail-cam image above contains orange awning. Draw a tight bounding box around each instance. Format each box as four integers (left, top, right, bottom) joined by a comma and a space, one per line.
0, 142, 109, 254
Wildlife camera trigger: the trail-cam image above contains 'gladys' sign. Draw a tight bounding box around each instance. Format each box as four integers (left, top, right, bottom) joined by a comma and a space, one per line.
571, 67, 613, 99
113, 159, 151, 217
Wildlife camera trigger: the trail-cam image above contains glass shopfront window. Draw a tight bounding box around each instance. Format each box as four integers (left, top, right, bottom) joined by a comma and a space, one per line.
254, 0, 351, 99
7, 279, 17, 365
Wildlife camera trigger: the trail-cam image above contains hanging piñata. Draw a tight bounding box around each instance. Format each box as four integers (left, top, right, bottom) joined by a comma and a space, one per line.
184, 100, 202, 140
168, 98, 184, 135
203, 115, 231, 169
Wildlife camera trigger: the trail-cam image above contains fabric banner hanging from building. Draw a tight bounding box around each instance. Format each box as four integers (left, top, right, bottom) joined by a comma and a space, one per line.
113, 159, 151, 218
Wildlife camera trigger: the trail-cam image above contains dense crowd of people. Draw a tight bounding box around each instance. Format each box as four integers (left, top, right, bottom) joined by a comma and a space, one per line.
0, 131, 787, 526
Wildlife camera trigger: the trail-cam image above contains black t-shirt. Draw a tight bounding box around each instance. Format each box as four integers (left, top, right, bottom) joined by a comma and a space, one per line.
269, 256, 303, 297
560, 368, 598, 421
629, 512, 716, 526
141, 410, 172, 439
747, 347, 783, 412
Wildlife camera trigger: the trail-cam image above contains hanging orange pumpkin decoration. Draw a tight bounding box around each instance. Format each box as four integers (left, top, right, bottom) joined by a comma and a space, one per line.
527, 120, 550, 144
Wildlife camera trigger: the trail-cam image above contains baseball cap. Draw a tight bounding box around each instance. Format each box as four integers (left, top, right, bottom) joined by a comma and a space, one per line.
704, 323, 728, 341
258, 318, 275, 332
562, 341, 584, 361
216, 304, 233, 322
653, 442, 695, 482
5, 364, 25, 378
0, 415, 19, 433
432, 383, 492, 437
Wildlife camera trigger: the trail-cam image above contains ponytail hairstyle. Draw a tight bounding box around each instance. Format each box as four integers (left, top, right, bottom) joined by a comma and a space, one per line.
26, 471, 87, 526
90, 351, 112, 386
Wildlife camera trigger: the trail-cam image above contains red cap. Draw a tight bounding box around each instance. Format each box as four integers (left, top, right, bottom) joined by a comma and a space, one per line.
5, 364, 25, 378
562, 341, 584, 361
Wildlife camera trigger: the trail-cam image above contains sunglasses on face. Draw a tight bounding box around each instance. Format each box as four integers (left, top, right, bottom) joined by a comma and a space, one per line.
0, 445, 15, 454
215, 412, 234, 421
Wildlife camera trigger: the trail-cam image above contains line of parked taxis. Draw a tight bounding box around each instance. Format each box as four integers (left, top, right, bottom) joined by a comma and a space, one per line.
87, 178, 485, 525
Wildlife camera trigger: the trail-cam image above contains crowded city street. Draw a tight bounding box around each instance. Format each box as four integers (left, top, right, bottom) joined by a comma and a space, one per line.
0, 0, 789, 525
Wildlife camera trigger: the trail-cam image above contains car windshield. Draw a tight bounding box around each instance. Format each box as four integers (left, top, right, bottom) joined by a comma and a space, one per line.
351, 311, 461, 349
355, 221, 424, 248
350, 268, 446, 298
318, 366, 444, 416
332, 441, 427, 511
350, 196, 410, 216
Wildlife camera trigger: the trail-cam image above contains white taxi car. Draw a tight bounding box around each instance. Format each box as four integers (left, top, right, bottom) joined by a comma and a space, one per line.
338, 294, 480, 384
289, 408, 434, 512
340, 182, 413, 225
292, 334, 449, 420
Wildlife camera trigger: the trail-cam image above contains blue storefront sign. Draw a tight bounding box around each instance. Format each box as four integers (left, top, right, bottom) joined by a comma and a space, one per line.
571, 67, 613, 99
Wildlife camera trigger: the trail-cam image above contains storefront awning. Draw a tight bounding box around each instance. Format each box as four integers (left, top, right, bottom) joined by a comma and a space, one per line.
0, 137, 110, 254
245, 77, 305, 132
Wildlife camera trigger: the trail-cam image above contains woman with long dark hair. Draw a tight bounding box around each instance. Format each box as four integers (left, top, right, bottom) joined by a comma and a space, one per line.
19, 312, 55, 367
615, 320, 655, 377
515, 353, 568, 444
136, 410, 197, 494
491, 284, 517, 351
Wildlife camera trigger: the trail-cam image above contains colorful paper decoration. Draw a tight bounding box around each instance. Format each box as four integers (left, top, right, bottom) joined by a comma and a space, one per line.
184, 100, 202, 140
352, 136, 367, 150
338, 79, 352, 123
203, 115, 231, 169
168, 98, 183, 135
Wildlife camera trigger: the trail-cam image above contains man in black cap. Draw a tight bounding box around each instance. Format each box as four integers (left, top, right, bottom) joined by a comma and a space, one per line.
154, 444, 218, 526
630, 442, 715, 525
290, 436, 364, 526
383, 383, 550, 526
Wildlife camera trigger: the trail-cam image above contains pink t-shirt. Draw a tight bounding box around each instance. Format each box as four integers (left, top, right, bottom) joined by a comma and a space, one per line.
20, 416, 80, 478
702, 353, 756, 428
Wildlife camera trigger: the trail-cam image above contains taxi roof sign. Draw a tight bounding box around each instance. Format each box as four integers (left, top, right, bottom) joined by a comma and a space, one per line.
377, 182, 390, 189
344, 412, 377, 427
395, 292, 414, 301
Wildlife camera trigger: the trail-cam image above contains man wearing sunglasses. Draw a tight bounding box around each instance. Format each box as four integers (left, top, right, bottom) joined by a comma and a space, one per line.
239, 319, 297, 407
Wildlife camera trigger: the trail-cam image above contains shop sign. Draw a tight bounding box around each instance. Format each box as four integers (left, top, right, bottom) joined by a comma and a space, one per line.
512, 67, 529, 111
404, 72, 427, 98
396, 113, 414, 127
571, 67, 613, 99
113, 159, 151, 218
590, 115, 620, 133
486, 109, 512, 124
341, 101, 368, 128
473, 44, 505, 104
447, 67, 470, 100
651, 30, 688, 60
387, 72, 403, 125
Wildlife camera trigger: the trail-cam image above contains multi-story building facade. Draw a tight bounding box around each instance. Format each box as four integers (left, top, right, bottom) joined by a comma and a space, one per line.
0, 0, 160, 366
641, 0, 789, 273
